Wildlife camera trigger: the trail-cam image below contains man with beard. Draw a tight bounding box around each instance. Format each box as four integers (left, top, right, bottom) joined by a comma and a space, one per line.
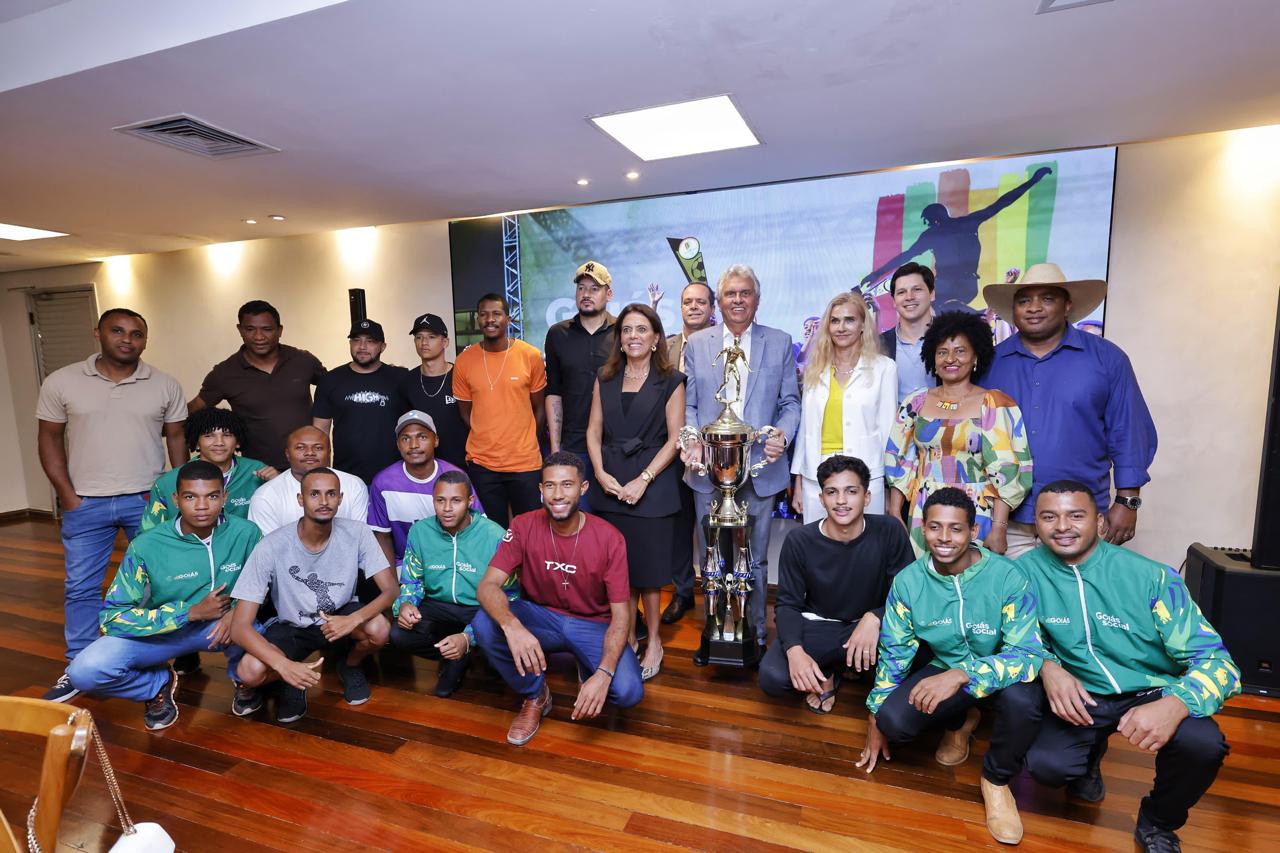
230, 467, 396, 722
391, 470, 507, 697
544, 261, 616, 502
247, 426, 368, 534
1018, 481, 1239, 853
65, 461, 262, 730
312, 319, 408, 483
397, 312, 469, 468
472, 452, 641, 745
190, 300, 326, 470
877, 262, 937, 404
452, 294, 547, 526
38, 307, 188, 701
661, 281, 716, 624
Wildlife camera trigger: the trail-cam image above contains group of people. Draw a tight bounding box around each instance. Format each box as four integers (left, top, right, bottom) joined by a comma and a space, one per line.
30, 256, 1235, 851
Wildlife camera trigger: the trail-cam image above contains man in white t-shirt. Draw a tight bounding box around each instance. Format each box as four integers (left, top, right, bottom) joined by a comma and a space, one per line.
248, 425, 368, 534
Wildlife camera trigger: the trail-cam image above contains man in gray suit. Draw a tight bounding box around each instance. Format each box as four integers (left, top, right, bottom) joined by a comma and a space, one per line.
681, 265, 800, 663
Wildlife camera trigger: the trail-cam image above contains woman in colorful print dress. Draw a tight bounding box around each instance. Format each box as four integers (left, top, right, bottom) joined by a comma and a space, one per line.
884, 311, 1031, 556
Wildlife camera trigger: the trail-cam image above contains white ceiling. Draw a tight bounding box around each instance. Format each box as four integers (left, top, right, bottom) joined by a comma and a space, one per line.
1, 0, 1279, 272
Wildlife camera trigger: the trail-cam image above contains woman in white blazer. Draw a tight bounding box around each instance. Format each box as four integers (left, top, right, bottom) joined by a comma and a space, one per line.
791, 292, 898, 519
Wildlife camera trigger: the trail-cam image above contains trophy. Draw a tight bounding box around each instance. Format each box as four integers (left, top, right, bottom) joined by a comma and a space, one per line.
679, 336, 778, 667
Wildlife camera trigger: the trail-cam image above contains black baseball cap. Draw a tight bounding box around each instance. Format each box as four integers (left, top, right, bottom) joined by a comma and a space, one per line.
348, 319, 385, 342
409, 313, 449, 336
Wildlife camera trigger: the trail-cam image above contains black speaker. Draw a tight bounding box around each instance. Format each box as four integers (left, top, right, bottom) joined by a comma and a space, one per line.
1184, 543, 1278, 696
348, 288, 367, 326
1252, 290, 1280, 569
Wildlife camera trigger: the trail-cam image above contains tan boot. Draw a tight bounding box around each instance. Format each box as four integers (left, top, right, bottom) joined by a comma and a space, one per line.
980, 777, 1024, 845
935, 707, 980, 766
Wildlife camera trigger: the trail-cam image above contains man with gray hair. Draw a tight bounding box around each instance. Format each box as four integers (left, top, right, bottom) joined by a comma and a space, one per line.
680, 264, 801, 664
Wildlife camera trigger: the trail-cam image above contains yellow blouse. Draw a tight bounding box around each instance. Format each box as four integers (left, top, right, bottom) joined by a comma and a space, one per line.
820, 367, 844, 455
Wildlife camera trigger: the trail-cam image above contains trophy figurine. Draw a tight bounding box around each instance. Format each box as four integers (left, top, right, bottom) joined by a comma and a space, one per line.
679, 335, 778, 667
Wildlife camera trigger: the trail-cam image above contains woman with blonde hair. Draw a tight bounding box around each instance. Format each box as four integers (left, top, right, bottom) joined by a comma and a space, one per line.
791, 292, 898, 518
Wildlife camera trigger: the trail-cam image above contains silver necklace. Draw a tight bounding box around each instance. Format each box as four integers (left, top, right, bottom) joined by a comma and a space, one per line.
418, 365, 449, 399
482, 342, 512, 391
549, 514, 584, 588
624, 364, 650, 382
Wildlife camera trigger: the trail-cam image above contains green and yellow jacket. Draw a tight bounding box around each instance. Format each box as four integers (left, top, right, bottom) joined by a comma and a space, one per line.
1017, 541, 1240, 717
139, 456, 268, 533
100, 515, 261, 637
867, 546, 1045, 715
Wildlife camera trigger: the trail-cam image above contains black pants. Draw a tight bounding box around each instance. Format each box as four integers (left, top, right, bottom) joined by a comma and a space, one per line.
467, 463, 541, 527
671, 475, 697, 600
875, 666, 1043, 786
388, 599, 479, 660
1024, 688, 1228, 831
758, 619, 857, 697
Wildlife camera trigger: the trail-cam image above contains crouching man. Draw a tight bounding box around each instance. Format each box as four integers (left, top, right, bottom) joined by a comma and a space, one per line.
229, 467, 396, 722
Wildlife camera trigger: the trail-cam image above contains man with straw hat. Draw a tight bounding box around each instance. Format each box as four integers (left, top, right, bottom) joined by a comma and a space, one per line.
981, 263, 1156, 558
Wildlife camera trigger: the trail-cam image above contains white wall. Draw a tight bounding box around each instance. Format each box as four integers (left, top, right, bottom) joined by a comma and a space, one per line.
1, 128, 1278, 569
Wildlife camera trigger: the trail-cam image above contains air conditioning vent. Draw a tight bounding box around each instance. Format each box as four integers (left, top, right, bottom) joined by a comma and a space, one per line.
113, 114, 280, 159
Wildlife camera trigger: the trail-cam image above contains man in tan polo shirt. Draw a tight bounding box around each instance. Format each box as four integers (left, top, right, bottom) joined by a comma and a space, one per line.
36, 307, 187, 702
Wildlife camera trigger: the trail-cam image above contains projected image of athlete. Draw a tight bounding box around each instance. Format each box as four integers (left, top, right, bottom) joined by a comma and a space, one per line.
861, 167, 1052, 310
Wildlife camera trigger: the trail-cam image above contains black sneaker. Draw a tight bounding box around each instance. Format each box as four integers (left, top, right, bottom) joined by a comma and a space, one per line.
1067, 740, 1108, 803
276, 684, 308, 723
231, 682, 263, 717
435, 654, 471, 698
143, 666, 179, 731
1134, 809, 1182, 853
173, 652, 202, 676
42, 672, 80, 703
337, 657, 371, 705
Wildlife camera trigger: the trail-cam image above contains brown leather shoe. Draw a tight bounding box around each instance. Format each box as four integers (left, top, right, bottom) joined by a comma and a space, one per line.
506, 683, 552, 746
980, 777, 1024, 845
935, 707, 980, 766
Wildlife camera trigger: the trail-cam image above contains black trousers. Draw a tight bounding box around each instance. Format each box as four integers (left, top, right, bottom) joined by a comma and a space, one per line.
467, 463, 541, 527
758, 619, 857, 697
1024, 688, 1228, 831
671, 475, 698, 600
875, 666, 1043, 786
388, 599, 479, 660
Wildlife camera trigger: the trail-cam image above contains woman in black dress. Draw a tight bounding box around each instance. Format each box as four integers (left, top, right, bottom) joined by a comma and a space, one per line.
587, 303, 686, 681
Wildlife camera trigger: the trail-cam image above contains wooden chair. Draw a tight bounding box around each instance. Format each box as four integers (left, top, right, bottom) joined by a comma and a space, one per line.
0, 696, 92, 853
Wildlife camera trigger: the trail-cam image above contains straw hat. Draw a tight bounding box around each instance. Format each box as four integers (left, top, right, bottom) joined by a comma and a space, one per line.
982, 263, 1106, 324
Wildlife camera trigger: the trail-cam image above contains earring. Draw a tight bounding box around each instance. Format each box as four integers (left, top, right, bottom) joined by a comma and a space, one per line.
651, 345, 657, 351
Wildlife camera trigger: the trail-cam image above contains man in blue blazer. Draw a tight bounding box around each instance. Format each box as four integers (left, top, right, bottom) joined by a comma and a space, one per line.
681, 264, 801, 662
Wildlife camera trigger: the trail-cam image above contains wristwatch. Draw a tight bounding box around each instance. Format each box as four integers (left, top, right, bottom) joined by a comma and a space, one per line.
1114, 495, 1142, 510
640, 469, 654, 483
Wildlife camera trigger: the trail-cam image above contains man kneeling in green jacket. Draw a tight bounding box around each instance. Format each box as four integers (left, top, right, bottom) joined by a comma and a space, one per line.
1018, 480, 1240, 853
67, 460, 262, 730
857, 487, 1045, 845
390, 470, 509, 697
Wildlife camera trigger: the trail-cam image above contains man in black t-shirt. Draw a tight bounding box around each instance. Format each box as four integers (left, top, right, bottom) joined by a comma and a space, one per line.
396, 312, 469, 468
311, 320, 407, 483
758, 455, 913, 713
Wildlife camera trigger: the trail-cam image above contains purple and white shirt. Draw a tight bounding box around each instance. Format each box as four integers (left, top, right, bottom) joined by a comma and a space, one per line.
367, 459, 482, 563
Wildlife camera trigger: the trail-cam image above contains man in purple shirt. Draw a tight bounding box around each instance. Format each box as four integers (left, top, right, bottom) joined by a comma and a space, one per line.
368, 410, 482, 568
981, 264, 1157, 558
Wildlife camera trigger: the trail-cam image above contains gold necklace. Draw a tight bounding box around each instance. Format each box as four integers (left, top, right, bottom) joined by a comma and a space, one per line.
936, 387, 976, 412
482, 341, 512, 391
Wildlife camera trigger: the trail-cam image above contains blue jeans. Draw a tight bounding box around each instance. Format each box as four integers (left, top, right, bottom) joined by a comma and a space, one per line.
472, 599, 643, 707
572, 451, 597, 511
694, 484, 773, 644
60, 492, 147, 660
66, 621, 228, 702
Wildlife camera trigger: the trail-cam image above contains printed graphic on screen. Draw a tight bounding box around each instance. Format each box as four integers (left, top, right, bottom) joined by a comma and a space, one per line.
453, 147, 1115, 354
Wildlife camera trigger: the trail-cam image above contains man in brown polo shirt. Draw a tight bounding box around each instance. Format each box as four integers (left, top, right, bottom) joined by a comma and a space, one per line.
37, 307, 187, 701
189, 300, 325, 470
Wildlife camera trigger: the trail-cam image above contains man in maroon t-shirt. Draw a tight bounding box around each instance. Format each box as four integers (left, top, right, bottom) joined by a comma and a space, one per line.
473, 451, 642, 745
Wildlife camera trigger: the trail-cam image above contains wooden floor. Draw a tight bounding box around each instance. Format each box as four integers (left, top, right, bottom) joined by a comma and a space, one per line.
1, 518, 1277, 852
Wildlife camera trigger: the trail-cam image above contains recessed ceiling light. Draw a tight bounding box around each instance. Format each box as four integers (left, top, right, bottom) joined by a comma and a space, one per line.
576, 178, 590, 186
590, 95, 759, 162
625, 170, 640, 180
243, 219, 258, 225
269, 214, 286, 221
0, 222, 69, 241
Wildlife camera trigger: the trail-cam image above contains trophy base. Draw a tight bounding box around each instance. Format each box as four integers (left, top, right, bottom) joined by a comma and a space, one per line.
696, 632, 761, 668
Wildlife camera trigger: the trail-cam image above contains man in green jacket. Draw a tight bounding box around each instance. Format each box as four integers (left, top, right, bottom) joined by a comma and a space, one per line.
390, 470, 508, 697
66, 460, 263, 730
1018, 480, 1240, 853
858, 488, 1045, 845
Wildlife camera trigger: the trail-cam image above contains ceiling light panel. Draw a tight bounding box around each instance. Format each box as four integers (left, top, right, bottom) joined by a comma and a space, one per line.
590, 95, 759, 162
0, 222, 68, 240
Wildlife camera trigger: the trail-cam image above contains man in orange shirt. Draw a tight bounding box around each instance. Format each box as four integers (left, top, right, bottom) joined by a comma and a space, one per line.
453, 293, 547, 526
